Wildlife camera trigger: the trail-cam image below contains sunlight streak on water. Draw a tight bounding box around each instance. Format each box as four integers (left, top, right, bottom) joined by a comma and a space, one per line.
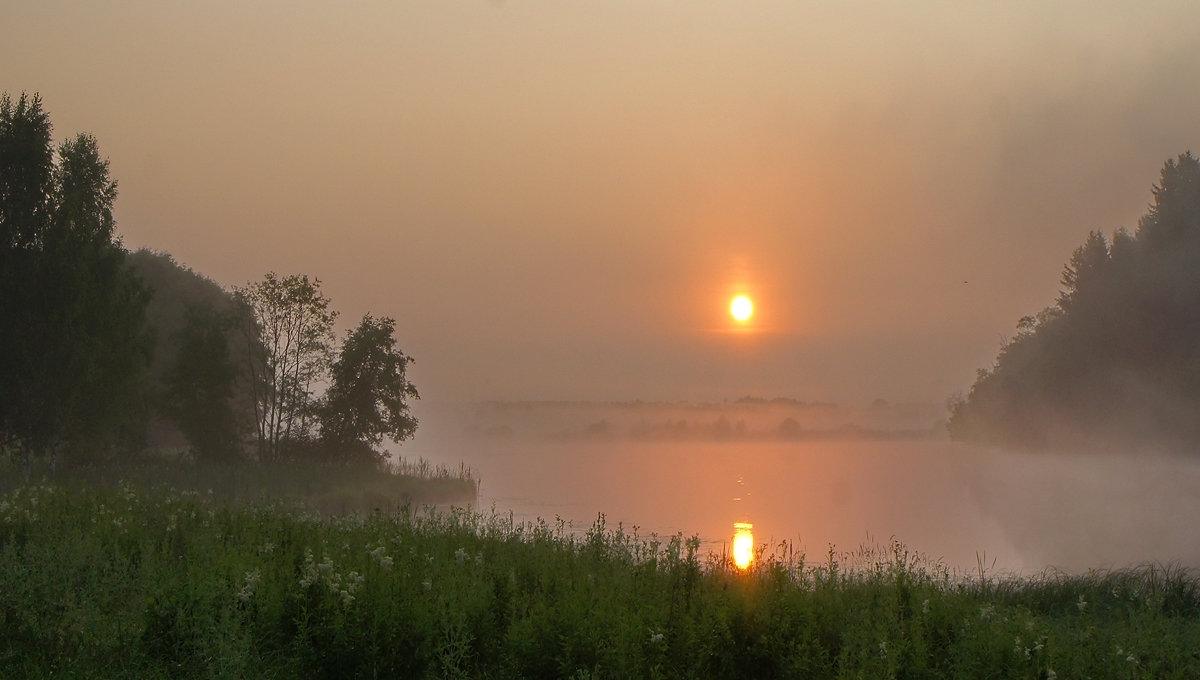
732, 522, 754, 570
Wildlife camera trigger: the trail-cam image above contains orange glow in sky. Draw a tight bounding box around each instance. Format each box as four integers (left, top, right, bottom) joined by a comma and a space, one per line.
7, 2, 1194, 403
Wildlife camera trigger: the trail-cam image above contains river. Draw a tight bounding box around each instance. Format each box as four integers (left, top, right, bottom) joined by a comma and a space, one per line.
407, 405, 1200, 575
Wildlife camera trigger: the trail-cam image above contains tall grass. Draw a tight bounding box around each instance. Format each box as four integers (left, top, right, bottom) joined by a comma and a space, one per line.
1, 481, 1198, 678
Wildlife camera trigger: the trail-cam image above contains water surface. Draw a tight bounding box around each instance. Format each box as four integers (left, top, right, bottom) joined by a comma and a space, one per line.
411, 415, 1200, 574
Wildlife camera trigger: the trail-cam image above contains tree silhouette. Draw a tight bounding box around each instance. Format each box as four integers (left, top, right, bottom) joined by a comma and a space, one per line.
164, 304, 243, 462
0, 93, 152, 473
950, 152, 1200, 451
319, 314, 419, 466
235, 272, 336, 462
0, 93, 53, 249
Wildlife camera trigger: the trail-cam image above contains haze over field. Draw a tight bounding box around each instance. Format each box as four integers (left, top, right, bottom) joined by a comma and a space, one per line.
7, 1, 1200, 404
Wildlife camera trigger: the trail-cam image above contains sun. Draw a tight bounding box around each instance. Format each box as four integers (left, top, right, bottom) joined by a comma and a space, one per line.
730, 295, 753, 322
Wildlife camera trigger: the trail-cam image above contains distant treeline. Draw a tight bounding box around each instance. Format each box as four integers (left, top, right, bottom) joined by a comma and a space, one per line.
950, 152, 1200, 452
0, 92, 420, 475
461, 397, 946, 442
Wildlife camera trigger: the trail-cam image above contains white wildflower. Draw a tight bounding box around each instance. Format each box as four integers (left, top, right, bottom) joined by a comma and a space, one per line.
236, 569, 261, 603
1076, 595, 1087, 612
369, 545, 392, 570
299, 549, 318, 588
649, 631, 664, 644
878, 640, 887, 658
455, 547, 469, 563
921, 599, 930, 614
979, 605, 995, 621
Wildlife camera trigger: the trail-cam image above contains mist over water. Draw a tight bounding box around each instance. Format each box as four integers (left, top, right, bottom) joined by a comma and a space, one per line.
407, 401, 1200, 575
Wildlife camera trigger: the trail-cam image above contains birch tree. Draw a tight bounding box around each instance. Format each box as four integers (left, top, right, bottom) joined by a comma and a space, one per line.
235, 273, 336, 461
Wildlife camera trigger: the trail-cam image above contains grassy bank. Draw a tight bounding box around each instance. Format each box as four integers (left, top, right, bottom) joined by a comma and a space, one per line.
2, 482, 1198, 679
0, 454, 478, 514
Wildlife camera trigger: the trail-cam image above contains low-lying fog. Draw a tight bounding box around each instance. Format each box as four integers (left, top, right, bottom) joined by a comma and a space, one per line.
404, 400, 1200, 575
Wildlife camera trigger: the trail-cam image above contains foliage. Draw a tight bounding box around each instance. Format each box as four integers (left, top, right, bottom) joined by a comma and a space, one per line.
164, 304, 244, 462
950, 152, 1200, 451
1, 481, 1199, 678
0, 93, 54, 248
320, 314, 420, 466
235, 273, 337, 462
0, 92, 151, 471
126, 249, 257, 453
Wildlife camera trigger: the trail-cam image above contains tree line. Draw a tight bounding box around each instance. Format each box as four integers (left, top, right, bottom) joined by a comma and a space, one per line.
0, 92, 418, 475
949, 152, 1200, 452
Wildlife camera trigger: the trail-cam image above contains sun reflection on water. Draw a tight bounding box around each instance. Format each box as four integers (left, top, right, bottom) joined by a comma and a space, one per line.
732, 522, 754, 570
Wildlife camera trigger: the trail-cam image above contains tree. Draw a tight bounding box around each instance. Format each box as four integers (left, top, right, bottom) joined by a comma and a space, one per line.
949, 152, 1200, 451
235, 273, 336, 462
1056, 230, 1110, 311
319, 314, 419, 465
52, 133, 118, 246
164, 304, 243, 462
0, 92, 151, 473
0, 93, 53, 249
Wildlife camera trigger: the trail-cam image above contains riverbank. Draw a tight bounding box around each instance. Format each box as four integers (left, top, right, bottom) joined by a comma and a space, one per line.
0, 453, 478, 514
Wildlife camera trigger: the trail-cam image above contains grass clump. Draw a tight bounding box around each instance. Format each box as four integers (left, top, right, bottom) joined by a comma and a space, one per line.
1, 481, 1198, 678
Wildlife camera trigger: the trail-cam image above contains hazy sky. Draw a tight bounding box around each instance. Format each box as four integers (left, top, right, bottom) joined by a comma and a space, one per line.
7, 1, 1200, 404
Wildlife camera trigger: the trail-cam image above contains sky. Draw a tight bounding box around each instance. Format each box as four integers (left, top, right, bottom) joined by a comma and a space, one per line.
6, 0, 1200, 405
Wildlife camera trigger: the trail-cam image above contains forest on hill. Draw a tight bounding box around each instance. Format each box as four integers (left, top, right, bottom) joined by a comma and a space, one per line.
0, 92, 430, 485
950, 153, 1200, 453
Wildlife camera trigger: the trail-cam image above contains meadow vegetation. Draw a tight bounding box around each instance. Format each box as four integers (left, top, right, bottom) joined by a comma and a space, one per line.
2, 480, 1198, 679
